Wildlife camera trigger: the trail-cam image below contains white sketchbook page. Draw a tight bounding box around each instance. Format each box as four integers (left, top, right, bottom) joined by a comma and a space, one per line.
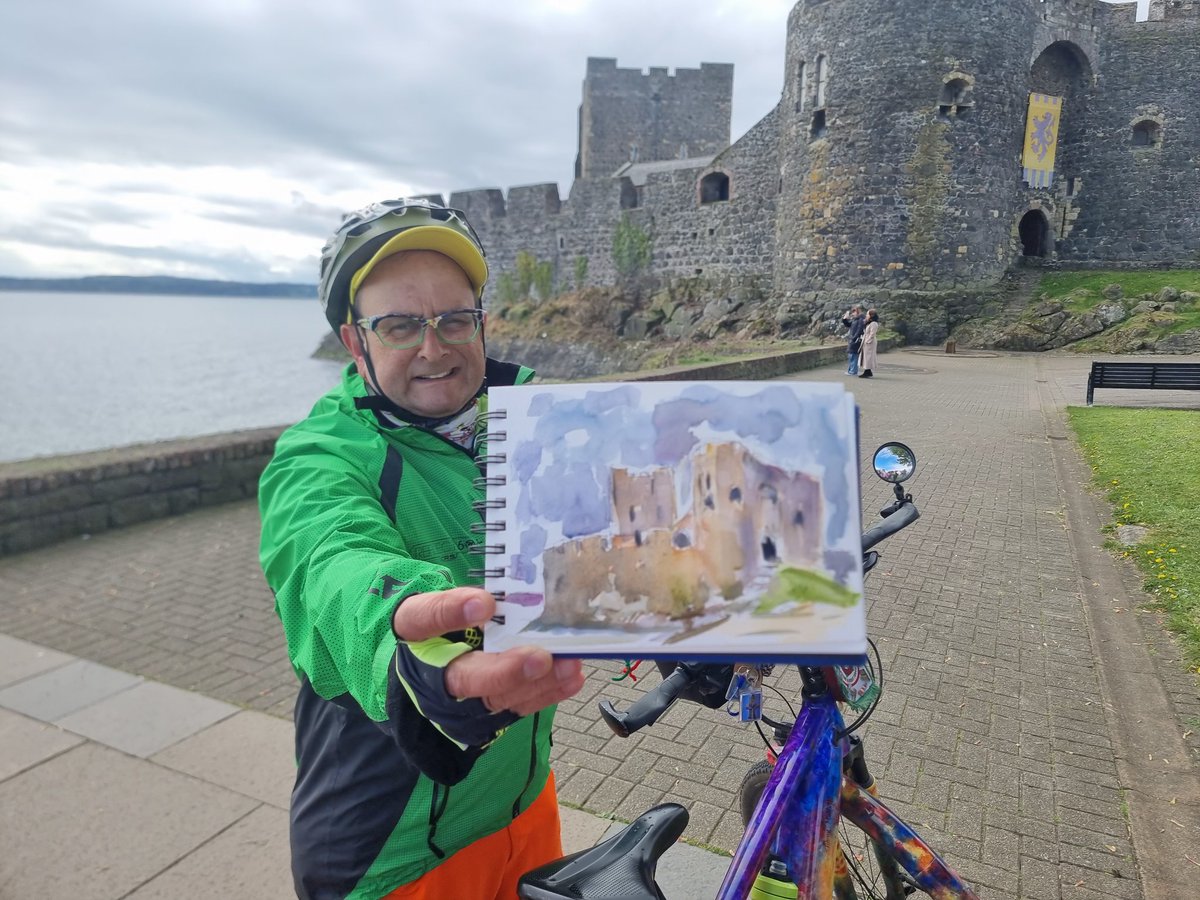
482, 381, 865, 661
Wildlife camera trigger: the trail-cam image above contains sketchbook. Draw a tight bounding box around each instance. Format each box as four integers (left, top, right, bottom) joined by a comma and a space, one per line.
475, 380, 866, 663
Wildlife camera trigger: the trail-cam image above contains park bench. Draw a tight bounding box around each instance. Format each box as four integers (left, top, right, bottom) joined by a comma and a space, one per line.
1086, 360, 1200, 406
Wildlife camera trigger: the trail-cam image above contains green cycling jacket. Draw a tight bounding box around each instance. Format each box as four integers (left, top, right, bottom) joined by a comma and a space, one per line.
259, 359, 551, 900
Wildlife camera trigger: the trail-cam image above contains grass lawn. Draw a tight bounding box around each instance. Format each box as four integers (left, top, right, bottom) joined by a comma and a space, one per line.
1041, 269, 1200, 301
1068, 407, 1200, 669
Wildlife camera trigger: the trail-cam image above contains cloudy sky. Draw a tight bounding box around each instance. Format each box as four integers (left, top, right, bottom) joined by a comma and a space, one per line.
1, 0, 800, 284
1, 0, 1147, 285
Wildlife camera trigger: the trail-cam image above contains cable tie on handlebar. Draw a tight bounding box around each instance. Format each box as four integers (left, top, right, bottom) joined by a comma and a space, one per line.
610, 659, 642, 682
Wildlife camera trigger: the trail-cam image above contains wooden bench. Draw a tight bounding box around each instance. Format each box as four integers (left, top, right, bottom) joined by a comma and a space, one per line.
1086, 360, 1200, 406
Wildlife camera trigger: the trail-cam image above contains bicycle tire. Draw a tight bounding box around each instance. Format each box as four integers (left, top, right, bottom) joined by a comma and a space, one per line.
737, 761, 925, 900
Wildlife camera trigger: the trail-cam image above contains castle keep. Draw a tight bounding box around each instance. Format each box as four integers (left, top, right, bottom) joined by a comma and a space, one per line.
438, 0, 1200, 342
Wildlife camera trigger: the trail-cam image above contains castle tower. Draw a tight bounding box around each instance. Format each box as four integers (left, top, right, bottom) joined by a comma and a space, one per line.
773, 0, 1100, 304
575, 57, 734, 180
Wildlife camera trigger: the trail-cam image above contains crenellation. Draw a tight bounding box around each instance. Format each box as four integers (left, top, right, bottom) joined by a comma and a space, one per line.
505, 184, 562, 218
447, 188, 506, 221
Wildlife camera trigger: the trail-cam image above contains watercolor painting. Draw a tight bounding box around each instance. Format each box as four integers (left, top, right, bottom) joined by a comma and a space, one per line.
483, 380, 866, 659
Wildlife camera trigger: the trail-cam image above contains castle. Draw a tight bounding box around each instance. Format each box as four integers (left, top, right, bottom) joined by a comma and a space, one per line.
433, 0, 1200, 343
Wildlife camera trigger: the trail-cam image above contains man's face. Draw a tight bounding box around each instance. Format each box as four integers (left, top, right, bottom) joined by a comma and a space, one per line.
340, 249, 486, 419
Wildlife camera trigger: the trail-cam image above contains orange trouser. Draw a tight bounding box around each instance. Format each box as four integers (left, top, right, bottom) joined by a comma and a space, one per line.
383, 772, 563, 900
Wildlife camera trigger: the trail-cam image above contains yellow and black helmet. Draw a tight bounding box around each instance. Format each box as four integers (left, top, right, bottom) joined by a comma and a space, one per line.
317, 198, 489, 334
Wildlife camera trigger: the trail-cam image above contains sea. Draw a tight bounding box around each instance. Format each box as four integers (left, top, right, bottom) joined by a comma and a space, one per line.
0, 291, 347, 464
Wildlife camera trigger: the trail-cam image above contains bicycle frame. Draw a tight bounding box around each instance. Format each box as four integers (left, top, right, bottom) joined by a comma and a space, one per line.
720, 693, 979, 899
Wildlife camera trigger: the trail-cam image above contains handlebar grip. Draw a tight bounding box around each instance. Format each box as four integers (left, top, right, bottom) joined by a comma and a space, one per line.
861, 501, 920, 553
598, 667, 694, 738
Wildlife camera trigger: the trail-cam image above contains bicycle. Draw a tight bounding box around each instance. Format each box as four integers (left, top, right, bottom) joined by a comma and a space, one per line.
518, 442, 981, 899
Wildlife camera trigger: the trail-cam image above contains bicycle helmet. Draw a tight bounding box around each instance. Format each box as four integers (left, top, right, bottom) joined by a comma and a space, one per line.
318, 198, 489, 336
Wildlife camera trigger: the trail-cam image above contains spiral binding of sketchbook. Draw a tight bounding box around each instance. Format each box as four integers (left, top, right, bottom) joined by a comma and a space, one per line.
472, 380, 869, 663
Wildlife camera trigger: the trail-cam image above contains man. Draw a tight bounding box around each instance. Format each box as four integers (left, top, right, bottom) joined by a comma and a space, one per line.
841, 304, 866, 376
259, 198, 586, 899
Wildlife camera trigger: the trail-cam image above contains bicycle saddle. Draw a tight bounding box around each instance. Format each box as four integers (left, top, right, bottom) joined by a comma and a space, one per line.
518, 803, 689, 900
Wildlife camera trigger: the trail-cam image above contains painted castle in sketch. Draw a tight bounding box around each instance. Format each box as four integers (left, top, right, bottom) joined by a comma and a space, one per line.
536, 441, 848, 631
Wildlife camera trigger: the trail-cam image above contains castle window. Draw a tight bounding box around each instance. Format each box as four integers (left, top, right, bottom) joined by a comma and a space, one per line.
1132, 119, 1162, 149
673, 532, 691, 549
558, 235, 566, 250
793, 510, 804, 526
619, 179, 639, 210
796, 61, 807, 113
936, 78, 973, 121
699, 172, 730, 204
761, 537, 778, 562
729, 487, 742, 503
815, 54, 828, 108
810, 109, 827, 140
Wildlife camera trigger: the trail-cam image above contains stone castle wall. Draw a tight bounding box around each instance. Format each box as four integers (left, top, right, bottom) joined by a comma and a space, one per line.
1061, 1, 1200, 264
435, 0, 1198, 337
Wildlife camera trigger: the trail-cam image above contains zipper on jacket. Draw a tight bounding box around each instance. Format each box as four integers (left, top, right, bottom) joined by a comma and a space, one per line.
512, 712, 541, 818
427, 782, 450, 859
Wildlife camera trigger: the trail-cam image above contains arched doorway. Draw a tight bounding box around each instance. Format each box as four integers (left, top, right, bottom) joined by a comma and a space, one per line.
1019, 210, 1051, 258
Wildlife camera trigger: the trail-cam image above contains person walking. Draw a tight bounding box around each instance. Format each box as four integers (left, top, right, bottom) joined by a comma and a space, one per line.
858, 308, 880, 378
841, 305, 866, 376
258, 197, 586, 900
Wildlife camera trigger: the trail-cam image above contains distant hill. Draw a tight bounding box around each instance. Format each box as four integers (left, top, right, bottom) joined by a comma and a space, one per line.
0, 274, 315, 298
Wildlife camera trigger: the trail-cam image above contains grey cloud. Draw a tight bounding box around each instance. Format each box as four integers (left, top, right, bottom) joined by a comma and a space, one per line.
0, 0, 791, 279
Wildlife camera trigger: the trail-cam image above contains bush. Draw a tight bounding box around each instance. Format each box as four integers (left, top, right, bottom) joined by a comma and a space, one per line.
612, 216, 651, 281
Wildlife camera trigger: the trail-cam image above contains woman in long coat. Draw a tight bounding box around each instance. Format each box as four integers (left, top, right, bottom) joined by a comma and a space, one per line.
858, 309, 879, 377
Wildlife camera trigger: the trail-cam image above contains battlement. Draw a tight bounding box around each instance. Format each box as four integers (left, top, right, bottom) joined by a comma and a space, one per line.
583, 57, 734, 87
578, 56, 733, 180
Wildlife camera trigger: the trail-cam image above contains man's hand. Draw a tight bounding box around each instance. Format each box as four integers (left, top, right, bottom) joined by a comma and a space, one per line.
393, 587, 586, 717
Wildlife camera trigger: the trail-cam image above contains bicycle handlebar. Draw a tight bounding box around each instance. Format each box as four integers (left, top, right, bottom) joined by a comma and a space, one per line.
598, 666, 693, 737
861, 500, 919, 552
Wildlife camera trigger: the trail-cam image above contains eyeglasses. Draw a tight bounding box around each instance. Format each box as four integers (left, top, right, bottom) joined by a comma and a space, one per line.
356, 308, 483, 349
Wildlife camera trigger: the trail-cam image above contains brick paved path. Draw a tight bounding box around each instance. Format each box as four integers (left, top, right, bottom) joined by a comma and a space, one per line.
2, 349, 1197, 899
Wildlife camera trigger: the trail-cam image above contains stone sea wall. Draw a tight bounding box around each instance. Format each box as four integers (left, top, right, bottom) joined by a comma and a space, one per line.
0, 428, 283, 556
0, 342, 896, 556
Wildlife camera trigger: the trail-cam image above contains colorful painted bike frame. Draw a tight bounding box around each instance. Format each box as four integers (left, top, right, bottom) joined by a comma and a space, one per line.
723, 691, 979, 899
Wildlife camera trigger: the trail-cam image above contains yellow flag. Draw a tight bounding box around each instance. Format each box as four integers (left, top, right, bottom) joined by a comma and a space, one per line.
1022, 93, 1062, 188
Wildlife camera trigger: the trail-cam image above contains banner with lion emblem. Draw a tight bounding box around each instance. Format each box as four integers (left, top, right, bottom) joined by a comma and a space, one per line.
1022, 93, 1062, 188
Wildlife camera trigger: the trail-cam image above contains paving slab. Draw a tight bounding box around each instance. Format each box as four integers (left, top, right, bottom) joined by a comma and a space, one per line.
0, 657, 141, 721
151, 709, 295, 808
0, 707, 83, 781
559, 804, 614, 854
0, 633, 73, 687
0, 741, 257, 900
54, 678, 239, 757
124, 804, 293, 900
